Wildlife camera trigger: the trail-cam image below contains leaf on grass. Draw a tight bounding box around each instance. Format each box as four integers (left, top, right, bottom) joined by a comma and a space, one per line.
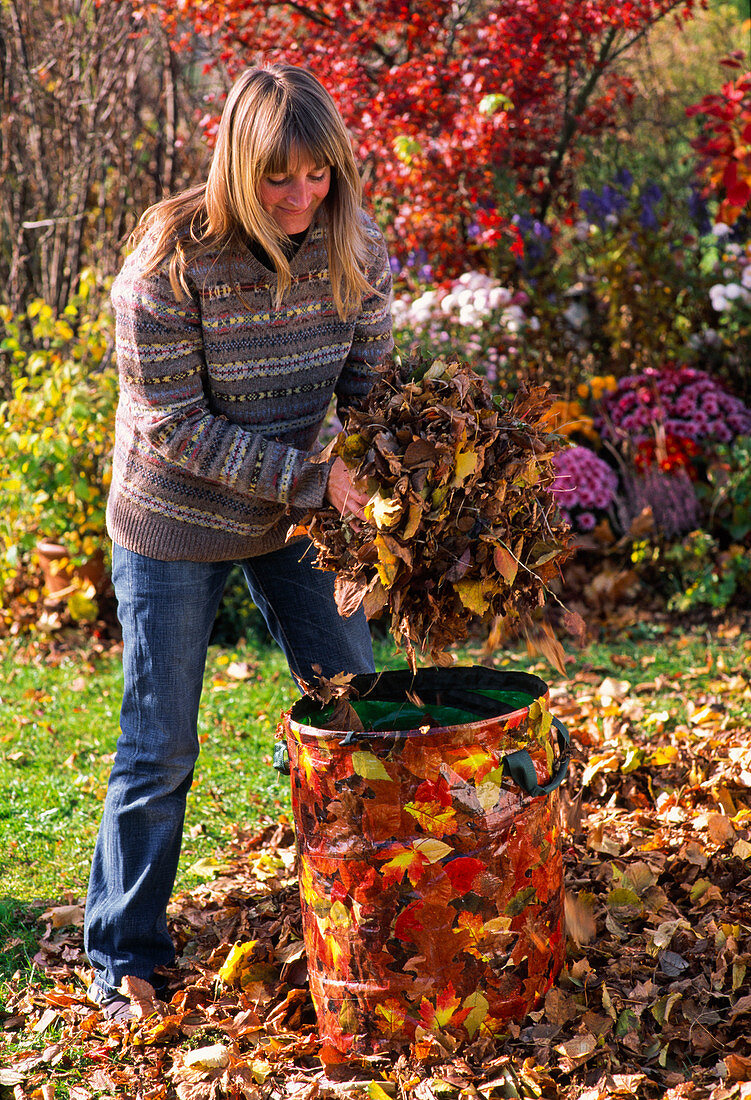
43, 904, 85, 929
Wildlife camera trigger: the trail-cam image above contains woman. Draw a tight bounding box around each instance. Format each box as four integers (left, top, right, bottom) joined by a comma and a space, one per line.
84, 64, 393, 1021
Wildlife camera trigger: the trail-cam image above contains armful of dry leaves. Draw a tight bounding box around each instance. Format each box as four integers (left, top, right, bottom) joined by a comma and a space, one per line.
293, 353, 581, 673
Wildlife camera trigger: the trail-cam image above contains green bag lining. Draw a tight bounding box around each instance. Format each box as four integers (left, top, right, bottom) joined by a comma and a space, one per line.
297, 689, 536, 733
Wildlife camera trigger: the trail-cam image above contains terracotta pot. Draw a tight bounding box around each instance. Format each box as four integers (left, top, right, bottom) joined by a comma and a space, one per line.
35, 540, 107, 596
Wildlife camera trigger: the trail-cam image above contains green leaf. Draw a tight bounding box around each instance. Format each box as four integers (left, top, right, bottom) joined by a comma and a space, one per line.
505, 885, 537, 916
615, 1008, 639, 1038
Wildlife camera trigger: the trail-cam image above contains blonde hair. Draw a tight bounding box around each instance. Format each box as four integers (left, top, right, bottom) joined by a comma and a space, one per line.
133, 65, 379, 319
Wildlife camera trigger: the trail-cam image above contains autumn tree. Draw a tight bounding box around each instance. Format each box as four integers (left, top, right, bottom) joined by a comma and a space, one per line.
0, 0, 203, 313
134, 0, 703, 277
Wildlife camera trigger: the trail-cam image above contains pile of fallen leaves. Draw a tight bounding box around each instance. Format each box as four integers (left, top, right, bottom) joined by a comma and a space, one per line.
2, 624, 751, 1100
301, 353, 574, 670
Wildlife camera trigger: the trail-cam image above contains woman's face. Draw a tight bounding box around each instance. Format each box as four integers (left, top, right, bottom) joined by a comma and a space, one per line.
259, 157, 331, 236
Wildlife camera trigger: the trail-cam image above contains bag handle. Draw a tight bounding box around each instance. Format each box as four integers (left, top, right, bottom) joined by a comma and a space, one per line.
501, 717, 570, 797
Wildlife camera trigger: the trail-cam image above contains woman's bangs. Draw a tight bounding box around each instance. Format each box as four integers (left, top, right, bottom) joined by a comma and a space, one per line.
260, 115, 337, 177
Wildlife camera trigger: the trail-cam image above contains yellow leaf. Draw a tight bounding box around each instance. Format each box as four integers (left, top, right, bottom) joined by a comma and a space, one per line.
401, 499, 423, 540
189, 855, 230, 879
67, 590, 98, 622
581, 752, 620, 787
462, 991, 490, 1038
451, 446, 478, 487
329, 901, 351, 927
351, 750, 393, 782
218, 940, 260, 985
689, 703, 723, 726
183, 1044, 230, 1070
650, 745, 679, 766
368, 1085, 393, 1100
413, 838, 453, 862
374, 534, 400, 588
339, 433, 369, 465
476, 781, 501, 812
454, 577, 488, 615
366, 493, 404, 530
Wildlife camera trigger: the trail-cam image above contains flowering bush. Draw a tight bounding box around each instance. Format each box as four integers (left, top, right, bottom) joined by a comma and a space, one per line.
391, 271, 537, 383
597, 366, 751, 462
540, 399, 600, 445
544, 172, 717, 376
551, 446, 619, 533
699, 230, 751, 403
0, 273, 116, 627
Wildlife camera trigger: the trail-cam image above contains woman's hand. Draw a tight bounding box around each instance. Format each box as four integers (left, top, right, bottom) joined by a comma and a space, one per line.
325, 456, 370, 520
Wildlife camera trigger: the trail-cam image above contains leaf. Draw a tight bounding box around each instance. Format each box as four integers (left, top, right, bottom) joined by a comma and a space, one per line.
368, 1085, 394, 1100
188, 855, 230, 879
379, 845, 428, 888
462, 991, 490, 1038
649, 745, 679, 766
43, 904, 85, 929
658, 950, 690, 977
374, 534, 400, 588
446, 745, 496, 782
607, 887, 641, 908
451, 446, 479, 487
707, 813, 736, 845
444, 857, 486, 894
404, 798, 458, 838
413, 838, 454, 863
454, 577, 488, 615
419, 982, 465, 1031
366, 493, 404, 530
506, 885, 537, 916
218, 941, 261, 986
351, 751, 393, 782
493, 543, 518, 585
183, 1044, 230, 1071
333, 574, 366, 618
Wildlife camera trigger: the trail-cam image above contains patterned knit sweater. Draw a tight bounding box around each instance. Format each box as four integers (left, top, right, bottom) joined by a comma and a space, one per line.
106, 211, 393, 561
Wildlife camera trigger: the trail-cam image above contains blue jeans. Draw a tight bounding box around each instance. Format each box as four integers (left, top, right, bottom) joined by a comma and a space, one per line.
84, 539, 373, 996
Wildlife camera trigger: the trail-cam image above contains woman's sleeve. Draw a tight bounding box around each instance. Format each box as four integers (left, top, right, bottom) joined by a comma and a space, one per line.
334, 219, 394, 416
113, 259, 330, 510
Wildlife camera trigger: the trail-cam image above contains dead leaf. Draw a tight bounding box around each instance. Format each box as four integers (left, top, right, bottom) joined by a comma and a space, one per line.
119, 976, 165, 1019
42, 904, 85, 929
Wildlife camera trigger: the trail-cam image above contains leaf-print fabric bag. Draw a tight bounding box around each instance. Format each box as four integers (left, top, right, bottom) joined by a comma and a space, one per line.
280, 665, 570, 1054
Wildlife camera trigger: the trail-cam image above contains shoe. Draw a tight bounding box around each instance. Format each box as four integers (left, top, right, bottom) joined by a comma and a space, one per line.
88, 983, 134, 1023
89, 975, 168, 1024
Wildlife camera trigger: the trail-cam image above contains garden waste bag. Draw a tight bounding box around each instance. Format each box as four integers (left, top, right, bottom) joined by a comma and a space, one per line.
278, 665, 570, 1054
